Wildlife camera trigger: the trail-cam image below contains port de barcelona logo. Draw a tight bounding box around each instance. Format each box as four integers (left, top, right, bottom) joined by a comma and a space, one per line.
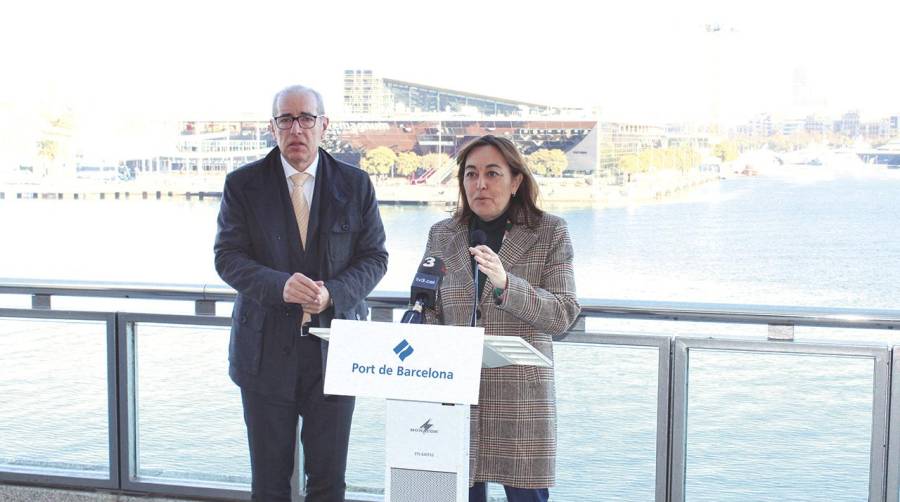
348, 339, 455, 380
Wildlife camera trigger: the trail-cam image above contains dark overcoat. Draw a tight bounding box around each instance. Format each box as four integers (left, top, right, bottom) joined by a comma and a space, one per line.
215, 147, 388, 399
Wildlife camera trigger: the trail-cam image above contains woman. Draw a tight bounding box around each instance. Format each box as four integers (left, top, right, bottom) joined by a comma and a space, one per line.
422, 135, 580, 502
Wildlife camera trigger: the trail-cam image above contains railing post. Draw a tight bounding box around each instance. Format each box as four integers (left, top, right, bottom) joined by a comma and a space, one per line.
370, 306, 393, 322
195, 300, 216, 316
32, 294, 51, 310
569, 315, 586, 332
767, 323, 794, 341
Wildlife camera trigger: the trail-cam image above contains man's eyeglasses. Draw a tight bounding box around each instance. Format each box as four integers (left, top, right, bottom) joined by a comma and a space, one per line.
273, 113, 322, 130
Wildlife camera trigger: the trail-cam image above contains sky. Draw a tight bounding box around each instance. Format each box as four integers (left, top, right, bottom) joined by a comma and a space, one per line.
1, 0, 899, 148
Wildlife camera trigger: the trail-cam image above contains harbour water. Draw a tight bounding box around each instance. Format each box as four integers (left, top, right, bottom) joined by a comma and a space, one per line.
1, 166, 900, 500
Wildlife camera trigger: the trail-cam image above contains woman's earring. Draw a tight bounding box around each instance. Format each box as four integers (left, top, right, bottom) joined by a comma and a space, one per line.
512, 192, 517, 197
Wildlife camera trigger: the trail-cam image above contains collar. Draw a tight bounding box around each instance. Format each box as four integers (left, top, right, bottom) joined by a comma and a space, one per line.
281, 150, 320, 181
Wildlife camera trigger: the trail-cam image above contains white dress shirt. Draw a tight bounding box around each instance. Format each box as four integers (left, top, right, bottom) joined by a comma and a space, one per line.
281, 152, 319, 207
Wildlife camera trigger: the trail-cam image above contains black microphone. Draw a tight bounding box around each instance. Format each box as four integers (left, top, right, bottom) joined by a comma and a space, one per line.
401, 255, 447, 324
469, 229, 487, 327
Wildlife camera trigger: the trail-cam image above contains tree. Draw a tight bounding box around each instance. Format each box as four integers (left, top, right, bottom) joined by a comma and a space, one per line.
674, 145, 701, 171
360, 146, 396, 176
37, 139, 58, 162
637, 149, 658, 172
527, 149, 568, 177
618, 154, 641, 174
713, 141, 739, 162
420, 152, 452, 171
526, 150, 547, 176
543, 149, 568, 177
395, 151, 421, 177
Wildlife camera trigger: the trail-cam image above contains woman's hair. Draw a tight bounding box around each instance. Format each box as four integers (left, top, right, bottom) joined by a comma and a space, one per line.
453, 135, 543, 227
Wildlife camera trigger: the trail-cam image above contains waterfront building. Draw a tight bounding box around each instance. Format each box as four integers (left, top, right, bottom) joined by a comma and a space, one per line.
780, 118, 806, 136
835, 110, 862, 137
737, 113, 775, 137
323, 118, 599, 176
597, 122, 666, 176
115, 71, 701, 182
339, 69, 602, 176
120, 71, 607, 178
122, 119, 271, 175
861, 117, 893, 139
805, 114, 830, 135
342, 69, 578, 117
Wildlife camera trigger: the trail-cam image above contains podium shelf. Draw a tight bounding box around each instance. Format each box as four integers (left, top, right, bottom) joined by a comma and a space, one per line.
483, 335, 552, 369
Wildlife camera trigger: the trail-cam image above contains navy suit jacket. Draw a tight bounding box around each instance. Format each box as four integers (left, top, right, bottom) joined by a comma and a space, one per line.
214, 147, 388, 398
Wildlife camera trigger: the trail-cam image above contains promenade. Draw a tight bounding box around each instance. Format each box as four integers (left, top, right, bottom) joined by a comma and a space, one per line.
0, 170, 720, 207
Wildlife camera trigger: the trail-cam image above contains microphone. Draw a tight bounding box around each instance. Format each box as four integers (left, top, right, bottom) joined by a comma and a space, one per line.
470, 229, 487, 247
401, 255, 447, 324
469, 229, 487, 327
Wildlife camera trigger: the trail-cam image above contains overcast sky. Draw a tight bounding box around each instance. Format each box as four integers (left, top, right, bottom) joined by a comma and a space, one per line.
2, 0, 899, 131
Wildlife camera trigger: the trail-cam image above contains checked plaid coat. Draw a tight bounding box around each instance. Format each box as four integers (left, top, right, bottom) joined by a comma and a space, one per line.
423, 213, 580, 488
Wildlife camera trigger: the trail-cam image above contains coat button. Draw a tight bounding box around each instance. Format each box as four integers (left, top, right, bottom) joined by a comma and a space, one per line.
341, 223, 350, 231
282, 346, 290, 355
240, 314, 247, 324
476, 309, 482, 320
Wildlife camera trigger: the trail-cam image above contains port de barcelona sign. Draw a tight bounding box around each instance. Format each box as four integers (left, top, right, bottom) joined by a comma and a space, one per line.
323, 320, 484, 405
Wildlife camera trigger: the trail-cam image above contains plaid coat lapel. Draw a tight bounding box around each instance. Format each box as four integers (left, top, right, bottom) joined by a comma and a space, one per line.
482, 223, 537, 306
448, 220, 539, 308
445, 221, 474, 293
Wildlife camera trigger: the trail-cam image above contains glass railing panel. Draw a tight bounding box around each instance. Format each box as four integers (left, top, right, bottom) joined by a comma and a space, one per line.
684, 349, 874, 502
0, 294, 30, 309
550, 342, 660, 501
54, 297, 199, 316
132, 322, 249, 488
215, 301, 235, 318
795, 326, 900, 345
0, 317, 109, 477
346, 339, 663, 502
346, 396, 386, 497
586, 318, 763, 339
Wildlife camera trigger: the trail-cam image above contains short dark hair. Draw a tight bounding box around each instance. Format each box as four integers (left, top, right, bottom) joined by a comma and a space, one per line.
453, 135, 543, 227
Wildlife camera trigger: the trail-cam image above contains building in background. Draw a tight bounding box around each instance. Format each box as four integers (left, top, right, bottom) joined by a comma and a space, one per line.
342, 69, 578, 117
337, 70, 602, 176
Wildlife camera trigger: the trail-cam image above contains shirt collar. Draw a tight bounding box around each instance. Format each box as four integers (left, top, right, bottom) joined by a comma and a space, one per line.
281, 150, 319, 181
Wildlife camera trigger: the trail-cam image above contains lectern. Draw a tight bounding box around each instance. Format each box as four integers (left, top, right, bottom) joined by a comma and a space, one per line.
312, 319, 551, 502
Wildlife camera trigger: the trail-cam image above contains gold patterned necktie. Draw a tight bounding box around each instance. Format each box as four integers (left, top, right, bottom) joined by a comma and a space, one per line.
290, 171, 312, 327
290, 172, 311, 249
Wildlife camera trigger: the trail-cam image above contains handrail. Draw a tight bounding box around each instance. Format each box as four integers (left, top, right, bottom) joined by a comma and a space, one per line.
2, 277, 899, 331
2, 278, 899, 501
0, 278, 235, 301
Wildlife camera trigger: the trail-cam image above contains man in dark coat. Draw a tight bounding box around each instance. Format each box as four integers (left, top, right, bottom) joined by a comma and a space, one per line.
215, 84, 388, 502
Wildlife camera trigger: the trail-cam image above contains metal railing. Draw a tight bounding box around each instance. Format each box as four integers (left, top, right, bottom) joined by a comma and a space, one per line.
1, 278, 900, 501
3, 278, 898, 334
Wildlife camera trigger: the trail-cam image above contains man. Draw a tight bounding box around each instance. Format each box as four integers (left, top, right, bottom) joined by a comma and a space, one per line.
215, 84, 388, 501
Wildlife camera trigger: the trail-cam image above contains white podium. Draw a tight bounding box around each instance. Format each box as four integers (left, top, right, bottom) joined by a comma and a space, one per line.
312, 319, 551, 502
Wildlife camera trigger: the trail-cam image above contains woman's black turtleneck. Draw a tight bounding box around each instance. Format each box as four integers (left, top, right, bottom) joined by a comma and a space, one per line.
469, 210, 509, 302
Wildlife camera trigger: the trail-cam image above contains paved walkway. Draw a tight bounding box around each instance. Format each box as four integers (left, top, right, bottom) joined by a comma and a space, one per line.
0, 484, 206, 502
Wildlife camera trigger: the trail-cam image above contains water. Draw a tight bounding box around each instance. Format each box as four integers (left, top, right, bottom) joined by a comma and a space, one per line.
2, 168, 900, 500
3, 171, 899, 308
